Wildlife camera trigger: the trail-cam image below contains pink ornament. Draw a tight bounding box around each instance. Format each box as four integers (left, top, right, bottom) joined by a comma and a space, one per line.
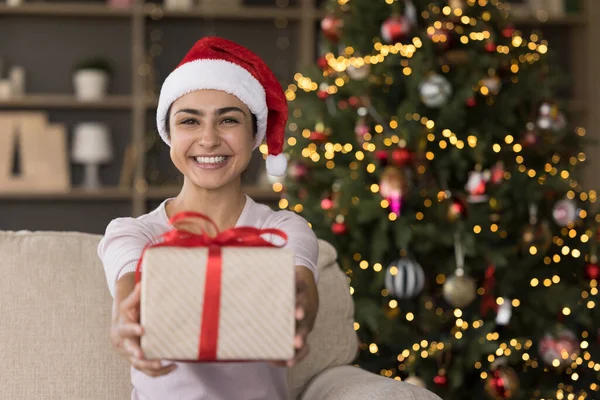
321, 198, 333, 210
538, 327, 580, 367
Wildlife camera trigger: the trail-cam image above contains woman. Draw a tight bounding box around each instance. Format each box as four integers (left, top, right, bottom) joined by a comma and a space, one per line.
98, 37, 319, 400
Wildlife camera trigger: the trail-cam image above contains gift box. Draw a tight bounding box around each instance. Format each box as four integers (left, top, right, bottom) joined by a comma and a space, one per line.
137, 212, 295, 362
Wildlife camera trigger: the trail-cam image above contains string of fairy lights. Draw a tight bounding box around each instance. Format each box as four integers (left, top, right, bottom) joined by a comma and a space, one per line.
270, 0, 600, 397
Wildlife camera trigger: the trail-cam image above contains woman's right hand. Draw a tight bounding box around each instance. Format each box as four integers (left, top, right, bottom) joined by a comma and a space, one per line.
110, 282, 177, 377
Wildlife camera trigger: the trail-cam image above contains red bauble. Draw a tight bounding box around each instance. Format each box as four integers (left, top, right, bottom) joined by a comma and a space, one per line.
586, 263, 600, 280
381, 15, 411, 43
321, 14, 343, 43
466, 97, 476, 107
309, 131, 329, 143
376, 150, 389, 162
433, 373, 448, 387
317, 90, 329, 100
317, 56, 329, 70
485, 367, 519, 399
338, 100, 349, 110
348, 96, 360, 107
391, 148, 412, 166
502, 26, 515, 38
485, 42, 497, 52
331, 222, 348, 235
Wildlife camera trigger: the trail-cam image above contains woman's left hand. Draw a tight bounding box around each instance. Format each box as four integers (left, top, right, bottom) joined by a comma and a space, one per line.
272, 266, 319, 368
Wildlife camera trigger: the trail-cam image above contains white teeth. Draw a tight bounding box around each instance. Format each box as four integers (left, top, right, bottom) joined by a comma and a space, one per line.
194, 156, 228, 164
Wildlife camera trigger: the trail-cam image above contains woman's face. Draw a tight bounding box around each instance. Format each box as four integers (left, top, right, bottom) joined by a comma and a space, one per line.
168, 90, 254, 191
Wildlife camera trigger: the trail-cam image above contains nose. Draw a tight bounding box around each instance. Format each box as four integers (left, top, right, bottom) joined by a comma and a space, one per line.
197, 123, 221, 149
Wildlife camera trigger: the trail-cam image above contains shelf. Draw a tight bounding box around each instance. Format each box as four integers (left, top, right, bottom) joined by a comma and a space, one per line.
144, 4, 306, 21
0, 187, 135, 201
0, 94, 143, 110
0, 3, 133, 17
145, 185, 281, 202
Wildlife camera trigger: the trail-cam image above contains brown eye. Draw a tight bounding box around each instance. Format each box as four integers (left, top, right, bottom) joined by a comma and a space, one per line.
221, 117, 239, 124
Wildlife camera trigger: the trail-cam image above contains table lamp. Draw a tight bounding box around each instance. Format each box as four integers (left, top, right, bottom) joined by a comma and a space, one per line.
71, 122, 113, 190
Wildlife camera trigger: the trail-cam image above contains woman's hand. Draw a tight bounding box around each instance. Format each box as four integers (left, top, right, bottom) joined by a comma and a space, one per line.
111, 281, 177, 377
273, 266, 319, 368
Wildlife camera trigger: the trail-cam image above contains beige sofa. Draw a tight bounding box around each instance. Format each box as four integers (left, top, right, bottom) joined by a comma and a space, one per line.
0, 230, 441, 400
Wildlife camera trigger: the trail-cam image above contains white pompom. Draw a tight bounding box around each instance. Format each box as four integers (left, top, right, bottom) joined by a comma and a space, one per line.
266, 153, 288, 177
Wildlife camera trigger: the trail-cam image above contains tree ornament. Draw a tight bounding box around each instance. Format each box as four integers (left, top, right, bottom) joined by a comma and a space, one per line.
331, 215, 347, 235
586, 262, 600, 280
443, 234, 477, 308
384, 257, 425, 299
392, 148, 412, 166
317, 56, 329, 70
433, 371, 448, 387
465, 167, 491, 203
485, 41, 497, 53
552, 198, 578, 226
502, 26, 515, 38
485, 366, 519, 399
321, 14, 343, 43
309, 130, 329, 143
480, 72, 502, 96
537, 102, 567, 132
538, 326, 580, 368
443, 272, 477, 308
321, 198, 333, 210
480, 265, 498, 318
586, 254, 599, 280
447, 192, 468, 222
355, 117, 370, 144
403, 375, 426, 388
419, 74, 452, 108
317, 82, 332, 100
288, 161, 308, 181
347, 63, 371, 80
379, 166, 408, 215
522, 123, 539, 147
381, 14, 412, 43
376, 150, 389, 164
520, 204, 552, 255
490, 161, 505, 184
348, 96, 360, 108
466, 97, 477, 107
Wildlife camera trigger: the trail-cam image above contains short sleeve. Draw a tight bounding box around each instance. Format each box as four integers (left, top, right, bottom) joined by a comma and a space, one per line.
97, 217, 157, 298
267, 210, 319, 283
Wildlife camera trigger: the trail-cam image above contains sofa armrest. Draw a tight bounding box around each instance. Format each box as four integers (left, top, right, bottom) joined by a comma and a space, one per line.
299, 365, 442, 400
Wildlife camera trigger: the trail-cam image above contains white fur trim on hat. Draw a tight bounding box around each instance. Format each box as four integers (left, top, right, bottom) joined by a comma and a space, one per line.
266, 153, 288, 176
156, 59, 268, 149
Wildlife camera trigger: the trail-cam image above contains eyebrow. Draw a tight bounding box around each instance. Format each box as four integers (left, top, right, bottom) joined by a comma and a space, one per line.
174, 107, 247, 117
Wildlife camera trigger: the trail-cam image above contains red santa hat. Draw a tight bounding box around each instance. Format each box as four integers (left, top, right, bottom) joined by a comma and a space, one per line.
156, 36, 288, 176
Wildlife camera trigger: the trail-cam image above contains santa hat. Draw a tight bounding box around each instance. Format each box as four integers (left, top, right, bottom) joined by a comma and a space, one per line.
156, 36, 288, 176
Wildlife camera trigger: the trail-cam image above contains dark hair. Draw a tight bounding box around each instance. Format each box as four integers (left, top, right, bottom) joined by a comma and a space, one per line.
164, 104, 258, 139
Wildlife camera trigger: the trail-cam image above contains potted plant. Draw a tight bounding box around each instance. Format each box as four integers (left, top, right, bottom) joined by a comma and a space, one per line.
73, 58, 113, 101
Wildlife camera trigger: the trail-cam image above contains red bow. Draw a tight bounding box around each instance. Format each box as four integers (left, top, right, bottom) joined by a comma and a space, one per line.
135, 211, 288, 361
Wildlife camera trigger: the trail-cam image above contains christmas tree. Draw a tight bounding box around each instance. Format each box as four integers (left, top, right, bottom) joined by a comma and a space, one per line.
278, 0, 600, 398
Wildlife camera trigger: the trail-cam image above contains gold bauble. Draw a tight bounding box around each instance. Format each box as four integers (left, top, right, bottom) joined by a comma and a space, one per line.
443, 273, 476, 308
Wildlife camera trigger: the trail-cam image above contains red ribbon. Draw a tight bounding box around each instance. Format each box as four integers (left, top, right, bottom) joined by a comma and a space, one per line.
135, 211, 288, 361
480, 265, 498, 317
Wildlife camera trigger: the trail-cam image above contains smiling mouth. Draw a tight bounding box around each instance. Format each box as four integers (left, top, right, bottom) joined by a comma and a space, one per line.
189, 155, 231, 169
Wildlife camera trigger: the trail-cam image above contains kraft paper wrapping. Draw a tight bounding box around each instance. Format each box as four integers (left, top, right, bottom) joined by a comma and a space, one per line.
140, 246, 295, 361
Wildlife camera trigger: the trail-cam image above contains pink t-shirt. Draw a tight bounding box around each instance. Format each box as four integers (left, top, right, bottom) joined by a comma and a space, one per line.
97, 195, 319, 400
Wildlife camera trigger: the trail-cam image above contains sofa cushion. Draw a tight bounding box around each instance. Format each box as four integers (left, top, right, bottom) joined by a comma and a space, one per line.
288, 240, 359, 399
0, 231, 131, 400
